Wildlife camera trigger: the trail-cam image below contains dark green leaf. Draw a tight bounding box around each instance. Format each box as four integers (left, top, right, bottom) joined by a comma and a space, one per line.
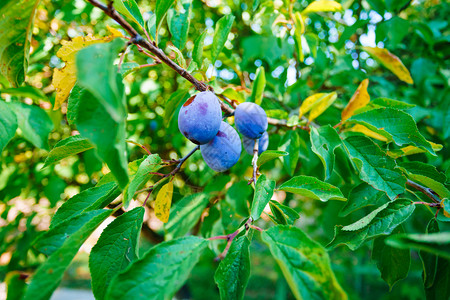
278, 131, 300, 176
214, 236, 251, 300
425, 257, 450, 300
211, 15, 235, 63
50, 182, 119, 228
250, 175, 275, 221
90, 207, 145, 300
165, 193, 210, 239
339, 183, 390, 217
167, 0, 192, 50
5, 271, 27, 300
328, 199, 415, 250
164, 89, 190, 125
310, 125, 342, 179
278, 175, 346, 202
225, 181, 251, 217
262, 226, 347, 300
372, 226, 410, 290
0, 0, 40, 87
123, 154, 162, 208
269, 200, 300, 225
113, 0, 144, 28
105, 236, 207, 300
386, 232, 450, 260
42, 135, 94, 168
23, 209, 111, 300
250, 66, 266, 105
343, 135, 406, 200
347, 108, 435, 155
10, 102, 53, 150
257, 150, 288, 167
420, 219, 439, 289
0, 100, 17, 152
192, 31, 206, 66
155, 0, 176, 42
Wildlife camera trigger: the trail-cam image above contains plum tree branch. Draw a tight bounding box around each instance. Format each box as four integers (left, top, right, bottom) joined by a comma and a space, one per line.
406, 179, 441, 203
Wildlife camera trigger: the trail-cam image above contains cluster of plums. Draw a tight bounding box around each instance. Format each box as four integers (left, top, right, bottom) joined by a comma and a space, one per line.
178, 91, 269, 172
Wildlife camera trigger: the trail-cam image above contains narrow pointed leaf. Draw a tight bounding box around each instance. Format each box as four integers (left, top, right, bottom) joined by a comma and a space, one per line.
278, 131, 300, 176
192, 31, 207, 66
90, 207, 145, 300
328, 199, 415, 250
250, 66, 266, 105
155, 0, 176, 43
114, 0, 144, 28
211, 15, 235, 63
302, 0, 343, 15
262, 226, 347, 300
257, 150, 288, 167
250, 175, 275, 221
167, 1, 192, 50
269, 200, 300, 225
341, 79, 370, 122
23, 210, 111, 300
310, 125, 342, 179
214, 236, 251, 300
386, 232, 450, 260
155, 181, 174, 223
0, 100, 18, 152
43, 135, 94, 168
105, 236, 208, 300
339, 183, 389, 217
278, 175, 346, 202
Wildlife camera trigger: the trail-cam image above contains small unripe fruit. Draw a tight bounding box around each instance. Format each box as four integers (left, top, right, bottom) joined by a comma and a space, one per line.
178, 91, 222, 145
234, 102, 268, 139
200, 122, 241, 172
243, 131, 269, 155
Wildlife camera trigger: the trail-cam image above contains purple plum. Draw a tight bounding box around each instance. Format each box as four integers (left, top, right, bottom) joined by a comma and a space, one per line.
234, 102, 268, 139
243, 131, 269, 155
200, 122, 242, 172
178, 91, 222, 144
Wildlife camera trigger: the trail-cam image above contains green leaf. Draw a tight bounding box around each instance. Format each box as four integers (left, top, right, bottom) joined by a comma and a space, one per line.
365, 98, 415, 111
250, 175, 276, 221
372, 226, 410, 290
147, 14, 157, 40
167, 0, 192, 50
328, 199, 415, 250
386, 232, 450, 260
262, 225, 347, 300
269, 200, 300, 225
165, 193, 210, 240
347, 108, 435, 155
74, 68, 128, 189
163, 89, 190, 125
50, 182, 119, 228
155, 0, 176, 43
113, 0, 145, 28
5, 271, 27, 300
257, 150, 288, 167
343, 135, 406, 200
42, 135, 94, 168
211, 15, 235, 63
225, 181, 252, 217
278, 175, 346, 202
278, 131, 300, 176
76, 39, 127, 123
420, 219, 439, 289
339, 183, 389, 217
214, 236, 251, 300
398, 162, 450, 199
0, 0, 40, 87
90, 207, 145, 300
192, 31, 206, 67
425, 257, 450, 300
292, 12, 304, 62
0, 86, 48, 101
123, 154, 162, 208
310, 125, 342, 180
10, 102, 53, 150
0, 100, 17, 152
23, 209, 111, 300
167, 44, 187, 68
106, 236, 207, 300
250, 66, 266, 105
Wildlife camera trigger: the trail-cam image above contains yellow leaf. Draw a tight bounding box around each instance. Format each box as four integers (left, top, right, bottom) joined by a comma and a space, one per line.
387, 142, 443, 159
347, 124, 388, 142
302, 0, 343, 15
341, 79, 370, 122
299, 92, 337, 121
362, 46, 414, 84
52, 28, 122, 110
155, 181, 174, 223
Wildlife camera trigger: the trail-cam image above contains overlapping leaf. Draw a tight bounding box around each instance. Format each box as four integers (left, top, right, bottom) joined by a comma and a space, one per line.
310, 125, 342, 179
43, 135, 94, 168
341, 79, 370, 122
0, 101, 18, 152
250, 175, 275, 221
278, 175, 346, 202
299, 92, 338, 121
339, 183, 389, 217
251, 66, 266, 105
211, 15, 235, 63
269, 200, 300, 225
257, 150, 288, 167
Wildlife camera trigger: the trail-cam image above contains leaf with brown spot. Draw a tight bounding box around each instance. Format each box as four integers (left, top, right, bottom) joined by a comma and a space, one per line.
155, 181, 174, 223
342, 79, 370, 122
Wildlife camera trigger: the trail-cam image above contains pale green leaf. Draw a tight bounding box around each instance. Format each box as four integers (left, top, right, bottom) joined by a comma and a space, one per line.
211, 15, 235, 63
250, 175, 276, 221
278, 175, 346, 202
257, 150, 288, 167
42, 135, 94, 168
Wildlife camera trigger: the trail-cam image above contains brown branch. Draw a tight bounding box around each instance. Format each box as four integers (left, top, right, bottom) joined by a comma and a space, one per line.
406, 179, 441, 203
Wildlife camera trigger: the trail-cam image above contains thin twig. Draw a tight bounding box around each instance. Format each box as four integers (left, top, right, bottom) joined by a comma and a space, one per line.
413, 201, 441, 208
126, 140, 151, 155
406, 179, 441, 203
249, 139, 259, 185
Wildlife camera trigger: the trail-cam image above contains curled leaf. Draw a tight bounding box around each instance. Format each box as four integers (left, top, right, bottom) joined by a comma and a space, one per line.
342, 79, 370, 122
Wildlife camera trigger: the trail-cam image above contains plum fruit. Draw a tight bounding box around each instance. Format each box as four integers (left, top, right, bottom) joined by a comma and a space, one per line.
243, 131, 269, 155
234, 102, 268, 139
178, 91, 222, 144
200, 121, 241, 172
